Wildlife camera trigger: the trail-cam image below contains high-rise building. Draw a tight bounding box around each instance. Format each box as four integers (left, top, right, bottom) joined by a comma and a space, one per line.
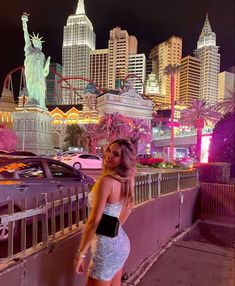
62, 0, 95, 104
218, 71, 235, 101
195, 14, 220, 105
145, 58, 153, 83
108, 27, 137, 89
179, 56, 200, 106
46, 63, 63, 106
90, 49, 109, 91
128, 54, 146, 93
150, 36, 182, 104
129, 36, 138, 55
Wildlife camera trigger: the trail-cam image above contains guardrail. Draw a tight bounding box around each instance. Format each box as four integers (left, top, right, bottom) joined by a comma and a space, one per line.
200, 182, 235, 222
0, 170, 198, 265
134, 170, 198, 204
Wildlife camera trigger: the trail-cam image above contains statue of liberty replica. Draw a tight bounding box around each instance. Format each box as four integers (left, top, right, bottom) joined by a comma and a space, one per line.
12, 13, 53, 155
21, 13, 51, 108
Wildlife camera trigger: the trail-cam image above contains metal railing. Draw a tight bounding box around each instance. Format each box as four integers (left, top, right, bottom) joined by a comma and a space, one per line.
0, 185, 90, 266
0, 170, 198, 265
134, 169, 198, 205
200, 182, 235, 219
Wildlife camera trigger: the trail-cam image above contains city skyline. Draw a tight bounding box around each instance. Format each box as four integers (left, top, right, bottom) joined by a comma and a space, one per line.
0, 0, 234, 88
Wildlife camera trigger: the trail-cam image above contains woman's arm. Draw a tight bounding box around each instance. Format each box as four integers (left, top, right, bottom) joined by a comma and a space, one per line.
119, 177, 135, 225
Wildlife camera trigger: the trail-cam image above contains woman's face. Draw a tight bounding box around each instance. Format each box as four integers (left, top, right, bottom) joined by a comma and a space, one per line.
104, 143, 122, 170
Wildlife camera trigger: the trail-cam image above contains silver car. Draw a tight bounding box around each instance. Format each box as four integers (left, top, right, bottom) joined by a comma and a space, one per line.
0, 156, 94, 240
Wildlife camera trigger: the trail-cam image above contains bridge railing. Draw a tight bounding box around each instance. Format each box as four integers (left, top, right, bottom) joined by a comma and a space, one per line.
0, 170, 198, 265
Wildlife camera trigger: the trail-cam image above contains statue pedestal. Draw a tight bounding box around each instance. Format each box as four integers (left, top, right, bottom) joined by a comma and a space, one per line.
12, 106, 54, 156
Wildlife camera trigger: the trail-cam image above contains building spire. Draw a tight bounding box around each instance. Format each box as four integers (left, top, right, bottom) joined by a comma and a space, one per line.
76, 0, 85, 15
196, 13, 216, 49
200, 13, 212, 36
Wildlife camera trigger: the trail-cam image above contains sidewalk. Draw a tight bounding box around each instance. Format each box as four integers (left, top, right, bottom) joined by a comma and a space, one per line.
125, 221, 235, 286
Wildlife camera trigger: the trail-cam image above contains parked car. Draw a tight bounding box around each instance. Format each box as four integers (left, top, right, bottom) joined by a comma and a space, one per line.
0, 150, 9, 155
54, 150, 79, 160
0, 155, 95, 241
60, 153, 102, 170
8, 151, 38, 156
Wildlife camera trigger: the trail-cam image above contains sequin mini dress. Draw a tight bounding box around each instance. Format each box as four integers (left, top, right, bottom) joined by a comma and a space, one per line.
87, 189, 130, 281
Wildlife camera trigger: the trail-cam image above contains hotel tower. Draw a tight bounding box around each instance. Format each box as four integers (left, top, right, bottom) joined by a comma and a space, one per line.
195, 14, 220, 104
62, 0, 95, 104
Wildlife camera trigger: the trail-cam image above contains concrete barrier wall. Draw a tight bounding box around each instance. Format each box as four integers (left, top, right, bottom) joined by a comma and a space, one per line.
122, 187, 199, 276
0, 187, 199, 286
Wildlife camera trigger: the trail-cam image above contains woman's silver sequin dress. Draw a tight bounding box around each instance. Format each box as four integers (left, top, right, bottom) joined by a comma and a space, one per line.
88, 192, 130, 281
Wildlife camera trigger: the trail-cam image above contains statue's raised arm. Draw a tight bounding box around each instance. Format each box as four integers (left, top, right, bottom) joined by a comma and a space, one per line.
21, 13, 31, 52
21, 12, 51, 108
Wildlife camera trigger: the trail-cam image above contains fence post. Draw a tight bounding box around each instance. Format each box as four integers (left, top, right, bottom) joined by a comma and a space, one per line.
148, 174, 152, 200
158, 172, 161, 196
41, 193, 49, 245
7, 200, 14, 258
177, 171, 180, 191
20, 198, 27, 252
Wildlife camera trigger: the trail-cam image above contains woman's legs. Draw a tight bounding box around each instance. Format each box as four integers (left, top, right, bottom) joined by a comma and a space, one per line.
110, 268, 123, 286
86, 276, 111, 286
86, 267, 123, 286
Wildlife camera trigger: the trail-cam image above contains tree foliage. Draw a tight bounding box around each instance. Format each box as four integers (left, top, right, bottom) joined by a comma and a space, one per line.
64, 124, 84, 150
0, 124, 18, 151
209, 111, 235, 163
179, 99, 222, 161
80, 124, 101, 154
63, 113, 152, 154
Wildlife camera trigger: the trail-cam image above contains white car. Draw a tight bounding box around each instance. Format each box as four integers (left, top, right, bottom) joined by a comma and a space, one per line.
61, 153, 102, 170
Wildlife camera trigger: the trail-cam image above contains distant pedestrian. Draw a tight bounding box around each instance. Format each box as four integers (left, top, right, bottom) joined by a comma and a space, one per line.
74, 138, 137, 286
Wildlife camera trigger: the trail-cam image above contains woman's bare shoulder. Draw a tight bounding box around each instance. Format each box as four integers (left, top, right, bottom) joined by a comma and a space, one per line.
97, 175, 113, 187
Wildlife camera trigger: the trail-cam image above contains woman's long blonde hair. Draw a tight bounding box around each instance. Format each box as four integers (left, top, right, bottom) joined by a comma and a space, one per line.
102, 138, 137, 205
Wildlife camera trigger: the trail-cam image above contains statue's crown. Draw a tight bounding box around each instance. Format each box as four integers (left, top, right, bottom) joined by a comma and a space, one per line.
30, 32, 45, 44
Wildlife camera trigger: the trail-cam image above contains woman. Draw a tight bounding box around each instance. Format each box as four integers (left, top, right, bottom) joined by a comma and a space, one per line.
74, 138, 137, 286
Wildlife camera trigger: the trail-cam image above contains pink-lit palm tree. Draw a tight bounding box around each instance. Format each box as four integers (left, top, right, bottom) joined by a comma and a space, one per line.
127, 117, 152, 143
180, 99, 222, 162
99, 113, 130, 142
0, 124, 18, 151
80, 124, 101, 154
164, 64, 182, 162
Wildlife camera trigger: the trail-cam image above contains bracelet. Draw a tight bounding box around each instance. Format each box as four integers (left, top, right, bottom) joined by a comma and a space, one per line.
76, 249, 86, 259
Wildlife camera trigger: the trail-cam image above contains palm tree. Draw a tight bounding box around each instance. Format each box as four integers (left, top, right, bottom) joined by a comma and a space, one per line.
179, 99, 222, 162
80, 124, 101, 154
214, 89, 235, 114
0, 124, 18, 151
164, 64, 182, 162
99, 113, 131, 142
64, 124, 84, 150
128, 117, 152, 143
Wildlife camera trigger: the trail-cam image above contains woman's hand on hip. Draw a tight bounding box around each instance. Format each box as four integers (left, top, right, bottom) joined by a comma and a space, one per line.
74, 256, 85, 275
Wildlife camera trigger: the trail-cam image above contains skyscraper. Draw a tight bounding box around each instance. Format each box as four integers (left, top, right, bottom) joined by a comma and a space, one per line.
108, 27, 137, 89
195, 14, 220, 105
218, 71, 235, 101
46, 62, 63, 106
62, 0, 95, 104
180, 56, 200, 106
150, 36, 182, 104
128, 54, 146, 93
90, 49, 109, 91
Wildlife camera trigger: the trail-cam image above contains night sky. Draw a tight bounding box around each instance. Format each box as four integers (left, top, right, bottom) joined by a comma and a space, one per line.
0, 0, 234, 89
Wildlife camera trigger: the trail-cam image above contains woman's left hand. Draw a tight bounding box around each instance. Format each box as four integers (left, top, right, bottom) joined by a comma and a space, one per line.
74, 256, 85, 275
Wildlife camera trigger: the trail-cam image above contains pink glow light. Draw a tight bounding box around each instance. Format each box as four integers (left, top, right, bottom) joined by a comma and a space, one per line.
200, 135, 212, 163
